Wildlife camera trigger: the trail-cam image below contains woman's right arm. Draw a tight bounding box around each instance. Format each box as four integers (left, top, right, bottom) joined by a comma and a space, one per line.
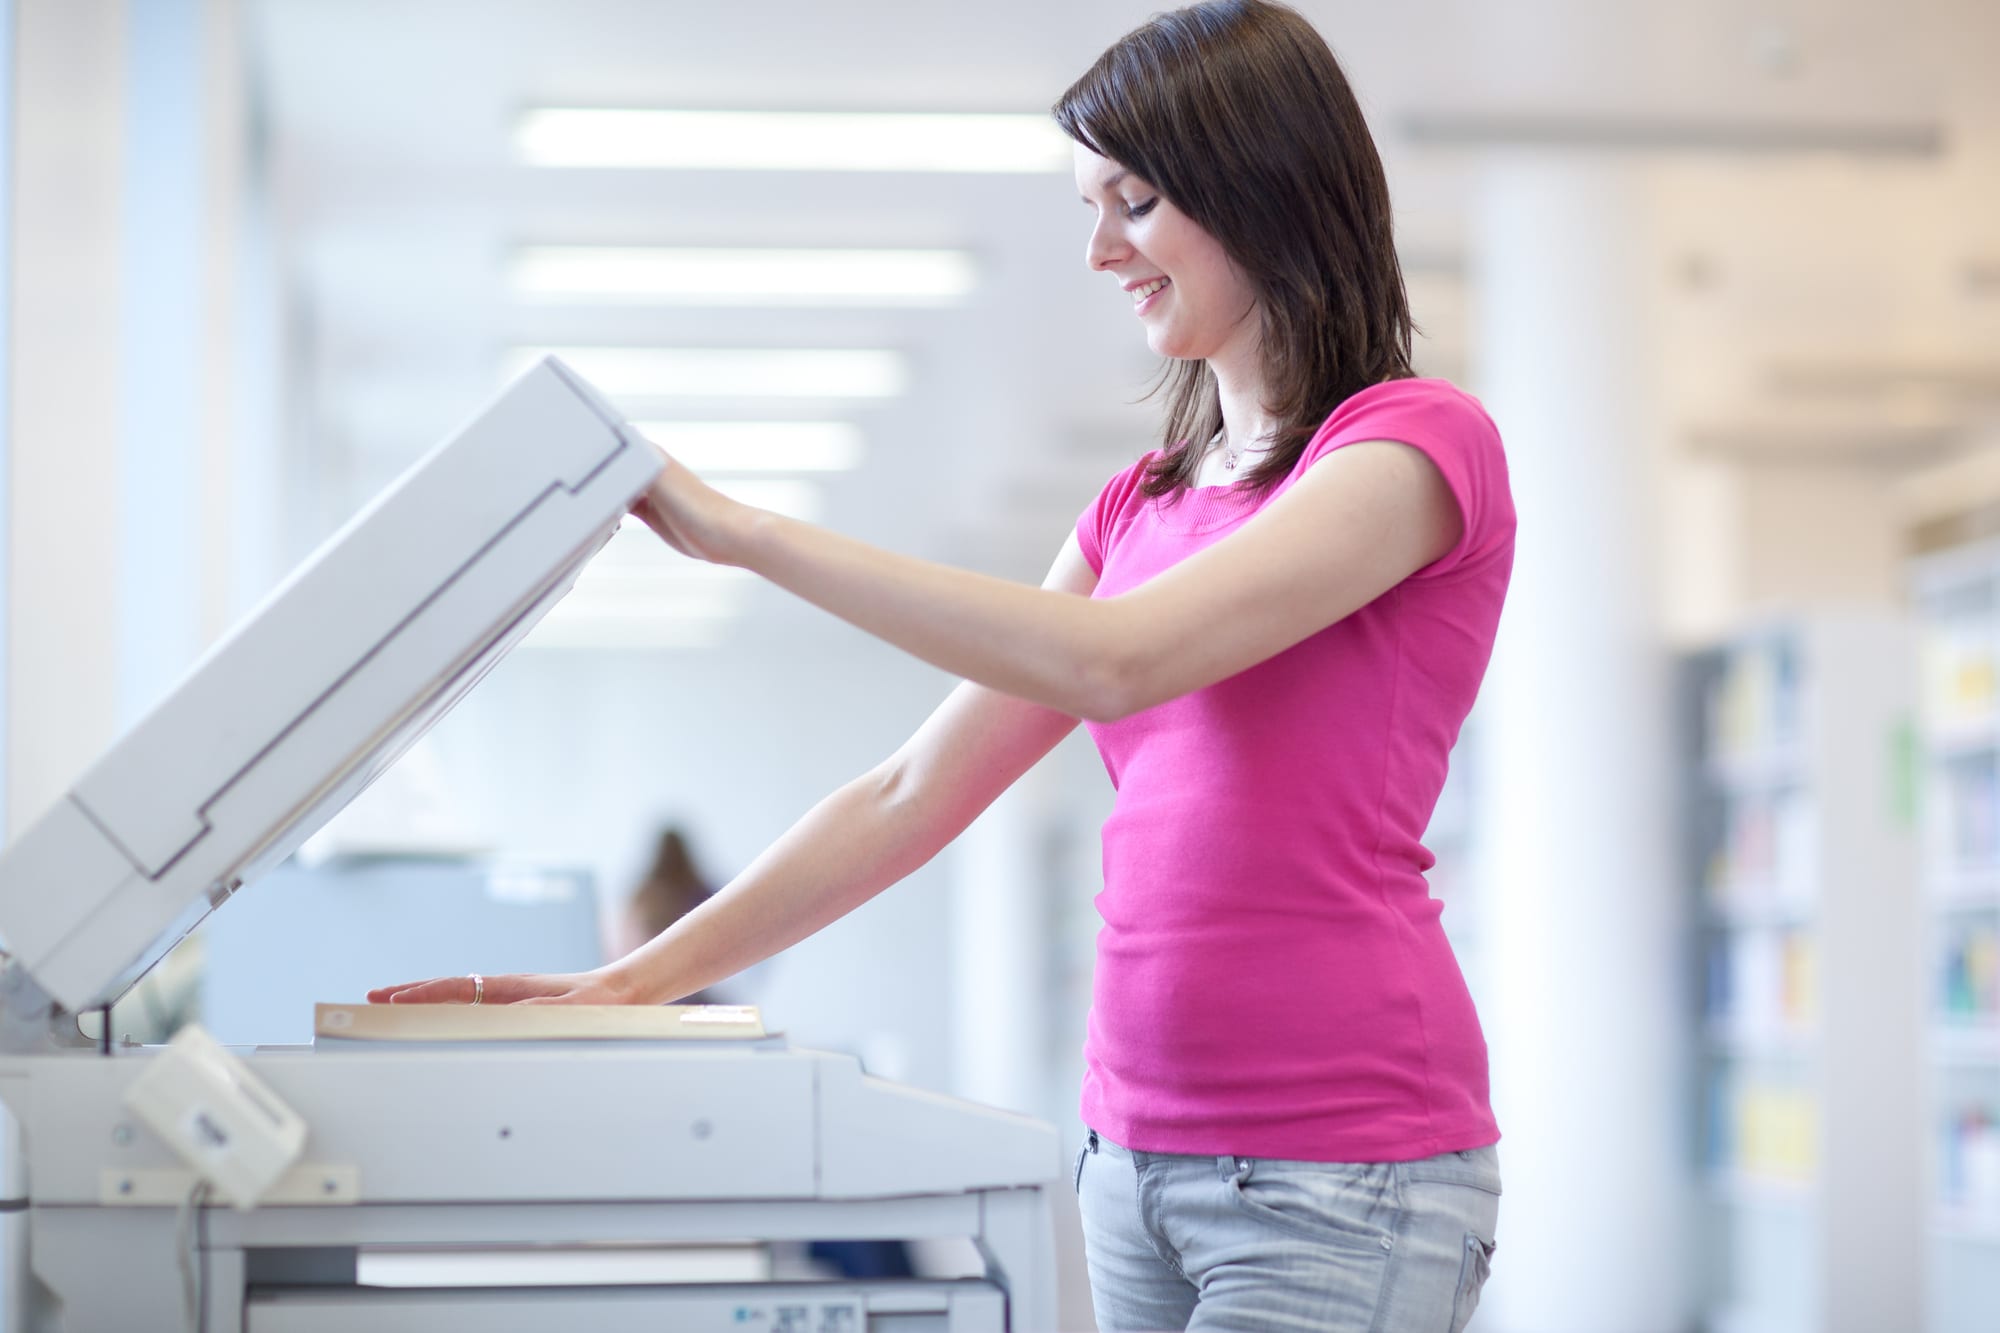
369, 531, 1097, 1007
608, 664, 1083, 1003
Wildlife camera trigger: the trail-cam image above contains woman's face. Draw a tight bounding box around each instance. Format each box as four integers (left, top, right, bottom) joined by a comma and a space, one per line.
1074, 144, 1261, 369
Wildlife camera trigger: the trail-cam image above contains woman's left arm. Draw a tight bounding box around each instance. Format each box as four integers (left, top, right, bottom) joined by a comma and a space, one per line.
636, 439, 1460, 723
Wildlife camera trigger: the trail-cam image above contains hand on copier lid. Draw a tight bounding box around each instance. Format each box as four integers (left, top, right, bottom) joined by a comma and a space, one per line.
364, 967, 637, 1007
629, 442, 753, 567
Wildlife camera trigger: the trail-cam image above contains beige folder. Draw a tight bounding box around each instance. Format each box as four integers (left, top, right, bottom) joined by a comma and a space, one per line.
313, 1002, 767, 1043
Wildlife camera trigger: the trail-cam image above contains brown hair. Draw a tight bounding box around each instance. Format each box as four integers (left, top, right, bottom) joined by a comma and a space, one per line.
1052, 0, 1415, 496
629, 826, 711, 941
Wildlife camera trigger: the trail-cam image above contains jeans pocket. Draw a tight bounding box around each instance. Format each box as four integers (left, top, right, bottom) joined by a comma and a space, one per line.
1449, 1231, 1495, 1333
1226, 1159, 1396, 1251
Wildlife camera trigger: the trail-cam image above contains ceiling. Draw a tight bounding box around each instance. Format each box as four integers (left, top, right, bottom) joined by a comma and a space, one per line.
247, 0, 2000, 641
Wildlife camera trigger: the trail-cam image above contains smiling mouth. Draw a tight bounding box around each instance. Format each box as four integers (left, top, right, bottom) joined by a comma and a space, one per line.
1132, 277, 1170, 303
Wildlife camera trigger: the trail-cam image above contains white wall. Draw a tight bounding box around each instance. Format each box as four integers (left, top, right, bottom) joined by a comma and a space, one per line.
3, 0, 124, 835
4, 0, 256, 833
0, 0, 13, 834
1737, 460, 1906, 612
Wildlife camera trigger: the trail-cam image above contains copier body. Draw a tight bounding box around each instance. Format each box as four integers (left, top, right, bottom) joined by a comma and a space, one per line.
0, 359, 1060, 1332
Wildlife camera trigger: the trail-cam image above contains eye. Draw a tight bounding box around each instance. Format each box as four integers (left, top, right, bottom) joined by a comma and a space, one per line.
1124, 197, 1159, 219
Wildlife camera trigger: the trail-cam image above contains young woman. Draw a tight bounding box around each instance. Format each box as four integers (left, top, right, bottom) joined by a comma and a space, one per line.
374, 2, 1512, 1325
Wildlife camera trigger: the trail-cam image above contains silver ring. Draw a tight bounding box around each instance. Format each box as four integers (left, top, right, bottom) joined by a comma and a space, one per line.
469, 973, 484, 1006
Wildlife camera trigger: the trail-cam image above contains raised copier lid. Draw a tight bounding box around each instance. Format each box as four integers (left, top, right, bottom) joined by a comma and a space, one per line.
0, 357, 664, 1013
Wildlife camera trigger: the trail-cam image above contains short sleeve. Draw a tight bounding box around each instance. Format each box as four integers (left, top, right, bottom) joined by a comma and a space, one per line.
1076, 453, 1158, 576
1299, 379, 1514, 581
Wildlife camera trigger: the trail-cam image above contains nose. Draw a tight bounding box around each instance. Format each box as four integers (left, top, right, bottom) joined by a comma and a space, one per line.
1085, 215, 1128, 272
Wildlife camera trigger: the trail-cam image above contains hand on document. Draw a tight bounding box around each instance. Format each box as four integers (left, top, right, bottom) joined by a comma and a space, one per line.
364, 968, 633, 1007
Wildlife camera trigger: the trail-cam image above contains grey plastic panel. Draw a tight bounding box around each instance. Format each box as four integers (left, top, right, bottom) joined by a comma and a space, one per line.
75, 363, 628, 877
0, 357, 662, 1010
20, 1045, 816, 1204
243, 1281, 1004, 1333
816, 1055, 1060, 1199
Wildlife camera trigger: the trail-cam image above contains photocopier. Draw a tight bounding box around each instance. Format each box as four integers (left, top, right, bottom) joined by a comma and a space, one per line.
0, 358, 1060, 1332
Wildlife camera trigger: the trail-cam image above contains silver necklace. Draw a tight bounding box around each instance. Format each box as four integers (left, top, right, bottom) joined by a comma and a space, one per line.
1218, 428, 1267, 471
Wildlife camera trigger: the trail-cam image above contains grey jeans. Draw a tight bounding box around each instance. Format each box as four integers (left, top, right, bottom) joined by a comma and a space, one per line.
1075, 1129, 1501, 1332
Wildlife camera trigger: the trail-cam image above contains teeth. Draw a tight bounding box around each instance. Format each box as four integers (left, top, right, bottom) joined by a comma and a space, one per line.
1133, 277, 1169, 302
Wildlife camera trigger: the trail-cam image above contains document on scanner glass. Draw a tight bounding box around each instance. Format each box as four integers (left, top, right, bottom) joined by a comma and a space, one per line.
312, 1002, 767, 1043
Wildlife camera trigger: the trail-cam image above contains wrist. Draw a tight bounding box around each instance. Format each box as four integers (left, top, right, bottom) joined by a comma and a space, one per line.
710, 498, 777, 570
595, 958, 657, 1006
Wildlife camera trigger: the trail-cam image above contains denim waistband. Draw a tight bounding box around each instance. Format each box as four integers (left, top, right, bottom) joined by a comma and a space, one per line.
1083, 1128, 1501, 1194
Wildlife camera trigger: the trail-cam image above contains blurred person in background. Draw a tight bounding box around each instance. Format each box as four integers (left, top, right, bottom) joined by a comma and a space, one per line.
608, 824, 722, 1007
375, 2, 1513, 1327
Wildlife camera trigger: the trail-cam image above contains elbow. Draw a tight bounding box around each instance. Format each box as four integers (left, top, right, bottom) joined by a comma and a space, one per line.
863, 753, 924, 822
1070, 649, 1148, 725
1057, 602, 1161, 723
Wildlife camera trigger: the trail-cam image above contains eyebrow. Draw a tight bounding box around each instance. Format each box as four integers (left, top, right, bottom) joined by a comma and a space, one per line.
1078, 168, 1131, 205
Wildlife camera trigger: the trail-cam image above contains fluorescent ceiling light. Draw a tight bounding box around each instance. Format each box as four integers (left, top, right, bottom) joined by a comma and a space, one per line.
632, 422, 864, 472
514, 347, 908, 399
530, 566, 746, 651
510, 247, 977, 307
522, 477, 829, 650
517, 108, 1072, 173
525, 518, 765, 651
529, 577, 743, 651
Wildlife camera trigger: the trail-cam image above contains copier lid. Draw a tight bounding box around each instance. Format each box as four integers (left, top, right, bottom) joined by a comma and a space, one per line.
0, 357, 664, 1012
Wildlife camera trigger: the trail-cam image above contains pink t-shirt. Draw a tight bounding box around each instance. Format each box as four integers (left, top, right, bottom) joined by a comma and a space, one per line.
1074, 377, 1513, 1162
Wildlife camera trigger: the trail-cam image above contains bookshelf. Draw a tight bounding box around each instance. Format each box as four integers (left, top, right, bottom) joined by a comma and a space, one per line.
1910, 545, 2000, 1333
1682, 615, 1922, 1333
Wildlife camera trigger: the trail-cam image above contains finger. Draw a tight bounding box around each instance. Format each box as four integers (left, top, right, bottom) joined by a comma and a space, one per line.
366, 979, 446, 1004
630, 498, 671, 543
380, 977, 479, 1005
516, 990, 596, 1006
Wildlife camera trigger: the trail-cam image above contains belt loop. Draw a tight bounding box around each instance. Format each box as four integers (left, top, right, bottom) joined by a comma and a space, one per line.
1087, 1129, 1099, 1152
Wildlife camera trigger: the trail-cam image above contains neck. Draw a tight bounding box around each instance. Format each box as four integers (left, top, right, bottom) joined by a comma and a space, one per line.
1211, 354, 1277, 467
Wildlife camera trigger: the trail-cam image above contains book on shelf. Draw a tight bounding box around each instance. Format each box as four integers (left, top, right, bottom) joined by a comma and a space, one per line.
1939, 1100, 2000, 1234
1703, 1065, 1820, 1186
1920, 615, 2000, 731
1703, 787, 1820, 910
1705, 635, 1804, 763
1938, 918, 1999, 1022
1702, 930, 1820, 1039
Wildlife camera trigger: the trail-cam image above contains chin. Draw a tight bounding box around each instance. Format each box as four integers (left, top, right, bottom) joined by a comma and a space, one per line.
1145, 325, 1195, 360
